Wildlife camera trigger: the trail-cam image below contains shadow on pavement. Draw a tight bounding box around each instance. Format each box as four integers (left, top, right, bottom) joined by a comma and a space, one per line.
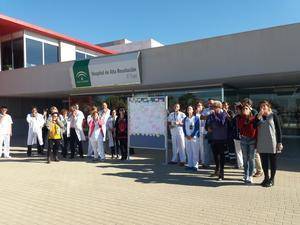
96, 157, 246, 187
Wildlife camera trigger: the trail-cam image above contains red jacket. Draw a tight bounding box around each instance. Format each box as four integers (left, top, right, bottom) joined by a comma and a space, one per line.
237, 115, 257, 139
88, 119, 104, 138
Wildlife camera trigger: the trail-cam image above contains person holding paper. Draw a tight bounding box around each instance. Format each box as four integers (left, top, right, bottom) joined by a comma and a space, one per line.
26, 107, 44, 157
254, 100, 283, 188
88, 110, 105, 161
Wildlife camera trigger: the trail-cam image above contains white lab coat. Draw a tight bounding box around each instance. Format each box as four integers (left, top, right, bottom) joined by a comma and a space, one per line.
107, 115, 117, 147
100, 109, 110, 141
69, 111, 86, 141
87, 114, 94, 156
26, 113, 44, 146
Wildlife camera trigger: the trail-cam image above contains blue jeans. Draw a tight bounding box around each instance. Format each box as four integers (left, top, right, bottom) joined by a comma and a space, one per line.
240, 136, 256, 178
203, 136, 213, 165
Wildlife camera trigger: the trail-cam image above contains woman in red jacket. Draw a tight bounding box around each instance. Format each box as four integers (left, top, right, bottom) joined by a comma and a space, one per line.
115, 108, 128, 160
237, 104, 257, 184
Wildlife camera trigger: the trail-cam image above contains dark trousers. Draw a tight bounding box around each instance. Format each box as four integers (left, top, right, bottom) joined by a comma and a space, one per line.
260, 153, 277, 181
211, 142, 226, 177
110, 146, 115, 155
48, 139, 61, 161
115, 140, 120, 156
119, 139, 128, 159
62, 133, 70, 157
70, 128, 83, 158
27, 139, 43, 156
42, 126, 48, 149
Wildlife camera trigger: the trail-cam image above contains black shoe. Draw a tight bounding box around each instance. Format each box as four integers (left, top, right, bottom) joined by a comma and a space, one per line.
218, 173, 224, 181
264, 180, 274, 188
69, 156, 74, 159
168, 161, 177, 165
260, 179, 269, 187
210, 170, 219, 177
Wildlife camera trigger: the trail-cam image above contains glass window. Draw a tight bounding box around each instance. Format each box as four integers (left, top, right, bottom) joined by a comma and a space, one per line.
76, 52, 86, 61
44, 43, 59, 64
12, 38, 24, 69
26, 38, 43, 67
1, 40, 13, 71
86, 54, 94, 59
225, 86, 300, 136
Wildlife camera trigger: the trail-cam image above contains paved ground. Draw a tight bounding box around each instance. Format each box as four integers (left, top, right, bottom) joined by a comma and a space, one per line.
0, 138, 299, 225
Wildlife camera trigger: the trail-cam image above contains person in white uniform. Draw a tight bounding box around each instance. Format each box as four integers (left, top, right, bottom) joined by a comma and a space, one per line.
183, 106, 200, 171
26, 107, 44, 157
200, 99, 215, 168
0, 106, 13, 158
167, 103, 186, 166
107, 109, 118, 159
99, 102, 111, 153
69, 105, 86, 159
88, 111, 105, 161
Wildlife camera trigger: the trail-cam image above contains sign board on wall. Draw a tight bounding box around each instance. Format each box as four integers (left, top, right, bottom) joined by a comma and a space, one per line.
70, 52, 141, 88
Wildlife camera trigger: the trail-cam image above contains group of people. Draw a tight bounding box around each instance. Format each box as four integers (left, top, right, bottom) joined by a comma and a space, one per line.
0, 97, 283, 187
167, 98, 283, 187
25, 102, 129, 163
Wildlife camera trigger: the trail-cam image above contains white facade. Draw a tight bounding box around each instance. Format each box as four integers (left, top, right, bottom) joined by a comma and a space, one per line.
97, 38, 163, 53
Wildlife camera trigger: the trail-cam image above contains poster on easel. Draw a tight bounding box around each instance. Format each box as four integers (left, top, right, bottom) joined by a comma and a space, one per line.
127, 96, 168, 163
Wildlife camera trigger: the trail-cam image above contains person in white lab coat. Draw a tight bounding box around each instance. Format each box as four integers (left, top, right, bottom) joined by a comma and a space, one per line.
183, 106, 200, 171
167, 103, 186, 166
107, 109, 118, 159
69, 105, 86, 159
88, 110, 105, 161
60, 108, 71, 158
100, 102, 111, 152
0, 106, 13, 158
26, 107, 45, 157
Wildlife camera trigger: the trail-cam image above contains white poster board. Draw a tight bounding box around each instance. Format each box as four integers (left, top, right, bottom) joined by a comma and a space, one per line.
127, 96, 168, 163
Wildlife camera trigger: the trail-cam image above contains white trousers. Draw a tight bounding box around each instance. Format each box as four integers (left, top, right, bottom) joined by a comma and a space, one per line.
198, 135, 204, 164
87, 141, 94, 157
234, 139, 244, 168
171, 131, 186, 163
89, 139, 105, 160
185, 138, 199, 168
0, 134, 11, 157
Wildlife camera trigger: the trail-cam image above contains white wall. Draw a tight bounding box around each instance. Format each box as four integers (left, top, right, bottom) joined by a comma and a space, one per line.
104, 39, 163, 53
60, 41, 76, 62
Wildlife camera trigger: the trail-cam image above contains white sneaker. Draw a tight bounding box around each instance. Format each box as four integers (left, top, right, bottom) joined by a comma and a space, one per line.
4, 155, 11, 158
246, 176, 253, 184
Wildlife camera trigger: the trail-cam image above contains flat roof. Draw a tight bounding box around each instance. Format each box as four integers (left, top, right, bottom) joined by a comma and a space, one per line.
0, 13, 116, 55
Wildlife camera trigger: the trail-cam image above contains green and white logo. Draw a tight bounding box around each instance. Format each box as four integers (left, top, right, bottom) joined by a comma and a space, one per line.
73, 59, 91, 87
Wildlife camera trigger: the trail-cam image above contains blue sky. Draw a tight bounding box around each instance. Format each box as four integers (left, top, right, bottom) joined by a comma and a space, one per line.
1, 0, 300, 45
